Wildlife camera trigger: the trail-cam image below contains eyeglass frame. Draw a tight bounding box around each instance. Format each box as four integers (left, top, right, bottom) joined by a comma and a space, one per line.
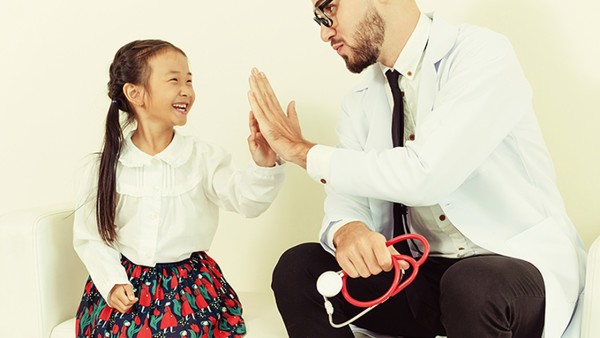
313, 0, 335, 27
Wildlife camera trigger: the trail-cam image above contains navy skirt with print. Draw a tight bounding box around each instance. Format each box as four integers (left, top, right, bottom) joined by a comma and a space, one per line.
75, 252, 246, 338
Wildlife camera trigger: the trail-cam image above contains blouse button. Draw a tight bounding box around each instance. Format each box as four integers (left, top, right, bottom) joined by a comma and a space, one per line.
439, 214, 446, 221
320, 178, 327, 184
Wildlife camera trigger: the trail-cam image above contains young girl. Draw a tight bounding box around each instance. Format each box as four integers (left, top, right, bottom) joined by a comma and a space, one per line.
73, 39, 284, 338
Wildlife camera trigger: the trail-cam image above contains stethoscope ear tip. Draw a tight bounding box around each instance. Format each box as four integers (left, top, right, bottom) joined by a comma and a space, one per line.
317, 270, 343, 298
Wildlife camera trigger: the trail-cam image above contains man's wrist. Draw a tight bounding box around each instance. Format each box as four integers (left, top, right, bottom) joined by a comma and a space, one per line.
291, 141, 315, 169
333, 221, 368, 248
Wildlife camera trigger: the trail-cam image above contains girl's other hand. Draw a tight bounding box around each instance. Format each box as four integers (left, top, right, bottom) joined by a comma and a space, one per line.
108, 284, 139, 313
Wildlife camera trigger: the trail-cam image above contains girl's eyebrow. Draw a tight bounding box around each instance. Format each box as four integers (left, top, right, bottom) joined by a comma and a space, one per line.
166, 70, 192, 76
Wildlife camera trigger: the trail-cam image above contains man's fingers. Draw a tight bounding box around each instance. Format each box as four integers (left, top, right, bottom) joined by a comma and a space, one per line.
338, 256, 359, 279
374, 244, 394, 272
256, 70, 281, 108
353, 255, 374, 278
287, 101, 301, 129
338, 250, 372, 279
249, 70, 271, 111
247, 91, 266, 122
387, 247, 411, 270
250, 68, 285, 117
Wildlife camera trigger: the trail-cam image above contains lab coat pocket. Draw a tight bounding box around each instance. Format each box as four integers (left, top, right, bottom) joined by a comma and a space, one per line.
505, 217, 569, 259
505, 216, 581, 338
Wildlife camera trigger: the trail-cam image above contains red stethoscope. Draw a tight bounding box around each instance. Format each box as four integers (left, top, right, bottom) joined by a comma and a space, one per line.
316, 234, 430, 328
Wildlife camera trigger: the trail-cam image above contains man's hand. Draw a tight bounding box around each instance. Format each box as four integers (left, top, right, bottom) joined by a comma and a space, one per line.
108, 284, 138, 313
334, 221, 409, 278
247, 67, 314, 168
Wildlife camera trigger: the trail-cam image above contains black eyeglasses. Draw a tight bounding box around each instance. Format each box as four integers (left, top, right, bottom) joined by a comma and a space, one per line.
313, 0, 335, 27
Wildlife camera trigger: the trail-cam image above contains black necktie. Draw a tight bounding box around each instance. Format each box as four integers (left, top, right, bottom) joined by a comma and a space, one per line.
385, 69, 411, 256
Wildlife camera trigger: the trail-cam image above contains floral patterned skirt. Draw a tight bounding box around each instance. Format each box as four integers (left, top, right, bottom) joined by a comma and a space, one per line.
75, 251, 246, 338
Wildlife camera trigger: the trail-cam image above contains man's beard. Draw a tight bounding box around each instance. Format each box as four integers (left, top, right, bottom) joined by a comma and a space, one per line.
342, 8, 385, 74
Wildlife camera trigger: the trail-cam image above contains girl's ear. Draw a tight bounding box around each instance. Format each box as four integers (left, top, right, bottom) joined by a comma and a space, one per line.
123, 83, 145, 107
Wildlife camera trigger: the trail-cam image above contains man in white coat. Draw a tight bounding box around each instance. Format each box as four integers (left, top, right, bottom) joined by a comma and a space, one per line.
247, 0, 587, 337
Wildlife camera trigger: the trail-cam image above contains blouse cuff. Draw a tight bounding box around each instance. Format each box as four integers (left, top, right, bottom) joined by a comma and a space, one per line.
95, 271, 132, 304
247, 159, 286, 177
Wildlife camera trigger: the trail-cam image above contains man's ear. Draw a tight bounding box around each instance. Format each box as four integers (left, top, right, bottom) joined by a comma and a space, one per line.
123, 83, 145, 107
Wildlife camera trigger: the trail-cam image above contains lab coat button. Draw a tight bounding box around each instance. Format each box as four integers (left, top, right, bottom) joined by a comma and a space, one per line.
320, 178, 327, 184
439, 214, 446, 221
409, 134, 415, 141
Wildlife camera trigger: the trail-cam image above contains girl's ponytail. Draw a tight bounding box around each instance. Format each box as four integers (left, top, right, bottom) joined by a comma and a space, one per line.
96, 100, 123, 245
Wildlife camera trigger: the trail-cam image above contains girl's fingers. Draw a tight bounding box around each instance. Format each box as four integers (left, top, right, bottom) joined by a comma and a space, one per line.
249, 111, 258, 136
123, 285, 138, 302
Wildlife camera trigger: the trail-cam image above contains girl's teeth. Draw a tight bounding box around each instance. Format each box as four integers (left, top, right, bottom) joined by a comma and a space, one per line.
173, 104, 187, 112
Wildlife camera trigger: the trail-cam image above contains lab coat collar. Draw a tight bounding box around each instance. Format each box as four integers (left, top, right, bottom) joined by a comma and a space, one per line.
353, 12, 459, 92
379, 13, 432, 81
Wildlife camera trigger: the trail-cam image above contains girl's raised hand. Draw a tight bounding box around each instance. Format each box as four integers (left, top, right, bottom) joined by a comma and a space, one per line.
248, 111, 278, 167
248, 68, 313, 168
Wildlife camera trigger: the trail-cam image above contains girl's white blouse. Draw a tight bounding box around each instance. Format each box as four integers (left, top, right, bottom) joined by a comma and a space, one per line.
73, 130, 285, 302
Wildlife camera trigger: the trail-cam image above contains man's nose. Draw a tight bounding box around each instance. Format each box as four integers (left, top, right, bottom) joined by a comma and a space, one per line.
320, 24, 336, 43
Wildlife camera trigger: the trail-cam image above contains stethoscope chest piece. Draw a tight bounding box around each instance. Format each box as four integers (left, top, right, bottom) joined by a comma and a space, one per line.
316, 270, 343, 298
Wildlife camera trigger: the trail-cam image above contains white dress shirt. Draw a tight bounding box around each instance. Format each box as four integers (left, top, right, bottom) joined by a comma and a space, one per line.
73, 129, 285, 302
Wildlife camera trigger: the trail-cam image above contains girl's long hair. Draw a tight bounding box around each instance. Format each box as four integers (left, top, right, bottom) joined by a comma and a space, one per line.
97, 39, 185, 245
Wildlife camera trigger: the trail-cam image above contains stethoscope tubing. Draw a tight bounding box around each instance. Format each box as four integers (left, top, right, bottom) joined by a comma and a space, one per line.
340, 233, 430, 308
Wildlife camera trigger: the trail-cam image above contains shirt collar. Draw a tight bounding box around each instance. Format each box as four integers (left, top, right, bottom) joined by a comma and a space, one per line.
380, 13, 432, 80
119, 129, 192, 168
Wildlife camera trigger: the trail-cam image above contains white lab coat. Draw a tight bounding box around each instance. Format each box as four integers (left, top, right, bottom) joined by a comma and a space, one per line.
315, 14, 586, 338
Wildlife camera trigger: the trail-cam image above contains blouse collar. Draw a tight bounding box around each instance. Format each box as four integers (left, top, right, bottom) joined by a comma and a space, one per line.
119, 129, 193, 168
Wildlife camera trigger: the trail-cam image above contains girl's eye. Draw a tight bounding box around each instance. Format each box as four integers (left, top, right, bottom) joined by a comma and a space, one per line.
170, 78, 178, 82
325, 5, 335, 14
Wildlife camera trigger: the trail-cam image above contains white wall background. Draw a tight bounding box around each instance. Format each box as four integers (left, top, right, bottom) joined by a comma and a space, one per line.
1, 0, 598, 294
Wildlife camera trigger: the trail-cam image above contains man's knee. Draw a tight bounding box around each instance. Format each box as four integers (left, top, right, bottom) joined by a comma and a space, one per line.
440, 255, 544, 310
272, 242, 327, 294
439, 256, 545, 337
440, 256, 508, 310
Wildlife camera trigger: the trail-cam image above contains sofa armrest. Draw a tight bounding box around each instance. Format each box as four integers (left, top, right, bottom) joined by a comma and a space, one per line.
0, 204, 88, 337
582, 235, 600, 338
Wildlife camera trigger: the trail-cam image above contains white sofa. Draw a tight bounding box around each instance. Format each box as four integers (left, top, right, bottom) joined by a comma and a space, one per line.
0, 204, 599, 337
0, 205, 286, 338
